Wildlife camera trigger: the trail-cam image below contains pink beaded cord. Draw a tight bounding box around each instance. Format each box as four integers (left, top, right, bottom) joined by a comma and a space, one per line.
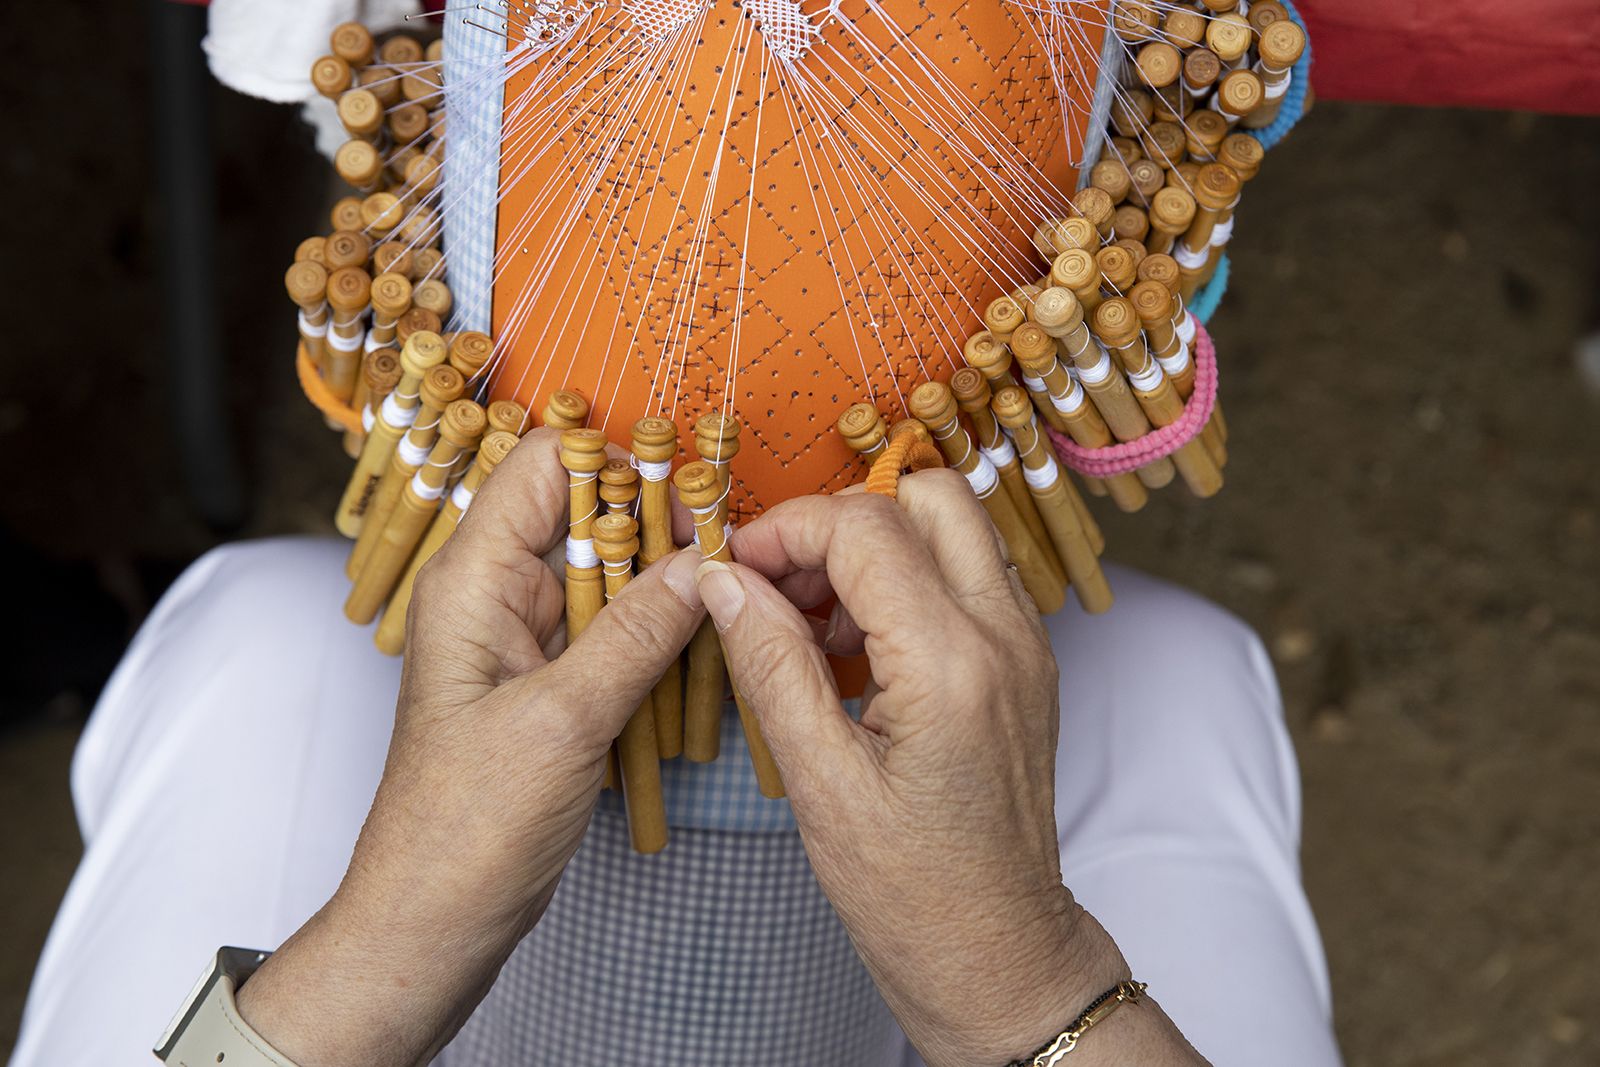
1047, 323, 1219, 479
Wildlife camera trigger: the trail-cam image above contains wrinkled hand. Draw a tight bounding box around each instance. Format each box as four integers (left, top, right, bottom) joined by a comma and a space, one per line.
238, 429, 704, 1067
699, 472, 1197, 1067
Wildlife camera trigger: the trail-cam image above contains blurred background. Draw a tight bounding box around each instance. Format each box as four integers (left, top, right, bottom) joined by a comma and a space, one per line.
1, 3, 1597, 1065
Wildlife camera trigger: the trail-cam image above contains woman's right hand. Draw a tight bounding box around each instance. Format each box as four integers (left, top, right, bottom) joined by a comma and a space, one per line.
700, 472, 1207, 1067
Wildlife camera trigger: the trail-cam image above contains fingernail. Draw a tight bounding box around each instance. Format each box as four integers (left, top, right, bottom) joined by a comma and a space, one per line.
694, 560, 745, 630
662, 549, 703, 608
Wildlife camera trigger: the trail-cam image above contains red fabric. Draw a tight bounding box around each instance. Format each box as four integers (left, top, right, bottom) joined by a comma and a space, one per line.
1298, 0, 1600, 115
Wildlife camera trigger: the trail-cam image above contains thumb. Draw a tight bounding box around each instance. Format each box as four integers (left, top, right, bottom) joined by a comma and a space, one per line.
694, 560, 859, 779
528, 549, 705, 744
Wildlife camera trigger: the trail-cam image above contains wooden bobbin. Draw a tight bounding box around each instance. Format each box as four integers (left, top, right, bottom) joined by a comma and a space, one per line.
329, 197, 364, 233
631, 416, 684, 759
361, 193, 405, 241
329, 21, 374, 66
542, 390, 589, 429
593, 514, 668, 854
1031, 216, 1098, 261
1110, 90, 1154, 139
413, 278, 452, 321
388, 103, 429, 148
952, 367, 1084, 569
334, 140, 382, 191
1248, 0, 1291, 32
990, 386, 1112, 614
1121, 158, 1162, 211
1030, 288, 1149, 512
1112, 2, 1158, 42
426, 38, 445, 63
372, 242, 413, 280
337, 89, 384, 143
910, 382, 1065, 614
1243, 18, 1306, 128
977, 296, 1058, 432
336, 330, 447, 537
693, 412, 741, 499
599, 459, 639, 515
1150, 81, 1193, 125
311, 54, 352, 99
294, 236, 326, 265
356, 64, 401, 109
487, 400, 527, 436
448, 331, 493, 380
837, 403, 889, 464
380, 34, 424, 66
1183, 109, 1229, 163
1111, 204, 1149, 245
322, 230, 368, 271
346, 399, 487, 624
683, 413, 741, 763
401, 207, 442, 250
1179, 163, 1242, 299
369, 271, 412, 348
1096, 245, 1138, 296
396, 308, 441, 347
1213, 69, 1265, 125
1141, 121, 1187, 171
413, 247, 443, 282
1135, 42, 1181, 89
1182, 47, 1223, 100
675, 461, 785, 798
325, 267, 370, 406
1093, 298, 1222, 498
285, 261, 330, 376
1139, 253, 1228, 445
1146, 187, 1196, 257
403, 154, 441, 200
345, 347, 402, 460
1206, 13, 1253, 66
560, 428, 609, 642
1132, 280, 1225, 468
1050, 249, 1103, 316
375, 428, 519, 656
347, 363, 466, 580
402, 64, 444, 109
1088, 160, 1132, 206
1113, 238, 1148, 271
1162, 8, 1205, 50
1061, 296, 1172, 492
1109, 136, 1142, 164
1072, 187, 1116, 240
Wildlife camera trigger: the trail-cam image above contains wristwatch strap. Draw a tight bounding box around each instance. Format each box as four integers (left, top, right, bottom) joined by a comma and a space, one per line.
155, 947, 298, 1066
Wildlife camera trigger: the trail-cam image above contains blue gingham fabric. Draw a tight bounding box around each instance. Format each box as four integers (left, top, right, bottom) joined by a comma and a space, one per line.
437, 803, 899, 1067
441, 13, 507, 334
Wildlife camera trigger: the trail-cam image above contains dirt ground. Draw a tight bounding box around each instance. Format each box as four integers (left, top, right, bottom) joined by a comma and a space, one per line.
1, 6, 1597, 1063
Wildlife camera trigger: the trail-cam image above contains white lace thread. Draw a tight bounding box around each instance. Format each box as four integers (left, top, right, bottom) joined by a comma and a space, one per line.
566, 536, 599, 568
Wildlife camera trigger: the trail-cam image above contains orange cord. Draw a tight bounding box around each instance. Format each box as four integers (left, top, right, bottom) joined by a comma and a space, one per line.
865, 433, 945, 498
295, 343, 365, 434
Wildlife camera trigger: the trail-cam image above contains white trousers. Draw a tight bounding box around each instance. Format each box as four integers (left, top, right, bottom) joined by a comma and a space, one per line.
9, 538, 1342, 1066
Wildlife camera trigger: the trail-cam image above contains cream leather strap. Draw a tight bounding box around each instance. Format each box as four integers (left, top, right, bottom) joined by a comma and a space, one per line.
155, 948, 298, 1066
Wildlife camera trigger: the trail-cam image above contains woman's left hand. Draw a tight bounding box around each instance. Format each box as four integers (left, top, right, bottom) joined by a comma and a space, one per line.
236, 428, 706, 1067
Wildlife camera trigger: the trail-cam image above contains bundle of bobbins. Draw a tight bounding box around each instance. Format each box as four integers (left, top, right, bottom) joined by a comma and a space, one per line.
287, 21, 450, 461
829, 1, 1310, 616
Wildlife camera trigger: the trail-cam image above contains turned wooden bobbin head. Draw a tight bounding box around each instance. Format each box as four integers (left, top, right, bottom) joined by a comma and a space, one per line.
694, 412, 741, 470
330, 22, 374, 65
361, 193, 405, 238
1127, 159, 1165, 207
543, 390, 589, 429
413, 279, 452, 320
1219, 134, 1264, 183
357, 66, 401, 108
1031, 286, 1084, 338
1112, 204, 1150, 243
889, 418, 933, 446
1072, 186, 1116, 236
1137, 253, 1182, 294
1150, 187, 1197, 235
989, 383, 1036, 432
983, 296, 1027, 344
632, 416, 677, 462
476, 429, 519, 474
311, 54, 352, 98
592, 513, 642, 568
334, 139, 381, 188
1114, 239, 1148, 268
1216, 70, 1265, 117
419, 365, 466, 415
1034, 216, 1098, 259
294, 236, 326, 265
1009, 322, 1056, 370
389, 103, 429, 145
486, 400, 527, 435
1130, 279, 1175, 329
399, 330, 448, 379
372, 242, 413, 279
1090, 297, 1142, 352
963, 331, 1013, 380
1096, 245, 1138, 293
1051, 249, 1099, 296
404, 154, 441, 196
412, 248, 443, 281
370, 272, 412, 320
1136, 42, 1181, 89
1108, 136, 1142, 164
323, 231, 371, 272
949, 366, 993, 413
1143, 122, 1186, 169
396, 308, 442, 345
329, 196, 363, 233
559, 427, 609, 478
1162, 8, 1206, 49
1011, 282, 1045, 313
400, 207, 441, 249
379, 34, 424, 66
837, 403, 888, 457
1185, 110, 1229, 160
673, 460, 723, 514
448, 331, 493, 378
337, 89, 384, 139
402, 64, 443, 106
363, 349, 403, 399
426, 38, 445, 63
327, 267, 372, 316
1112, 3, 1158, 42
1183, 48, 1222, 93
1089, 160, 1132, 204
600, 459, 640, 511
285, 261, 328, 310
1248, 0, 1290, 31
1110, 91, 1154, 138
1206, 13, 1253, 63
1194, 163, 1243, 212
440, 397, 488, 451
908, 380, 959, 432
1167, 163, 1202, 193
1259, 19, 1306, 70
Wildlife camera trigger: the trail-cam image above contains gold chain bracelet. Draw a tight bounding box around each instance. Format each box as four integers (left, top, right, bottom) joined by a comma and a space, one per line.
1006, 979, 1148, 1067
